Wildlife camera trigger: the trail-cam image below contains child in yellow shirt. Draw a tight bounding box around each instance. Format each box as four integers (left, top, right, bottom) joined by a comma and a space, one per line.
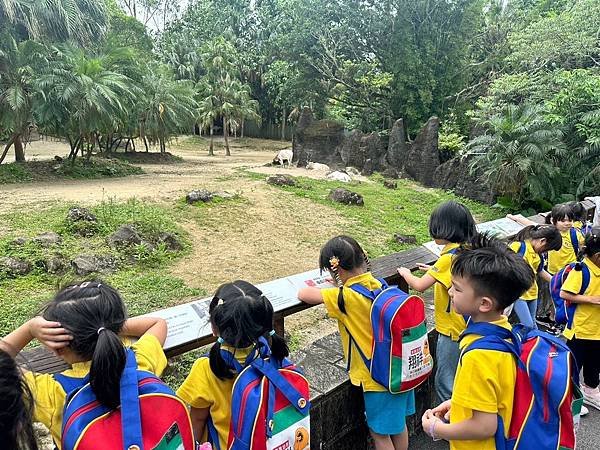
421, 234, 534, 450
299, 235, 415, 450
1, 281, 168, 449
177, 280, 291, 449
560, 228, 600, 411
509, 225, 561, 328
546, 204, 584, 275
397, 200, 477, 402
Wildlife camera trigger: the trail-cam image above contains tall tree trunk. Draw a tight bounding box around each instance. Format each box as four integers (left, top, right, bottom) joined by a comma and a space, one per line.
14, 135, 25, 162
241, 118, 245, 138
144, 137, 149, 152
224, 119, 231, 156
281, 107, 286, 141
0, 135, 16, 164
208, 123, 214, 156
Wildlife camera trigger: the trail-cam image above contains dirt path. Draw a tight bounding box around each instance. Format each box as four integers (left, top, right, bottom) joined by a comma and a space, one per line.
1, 137, 341, 344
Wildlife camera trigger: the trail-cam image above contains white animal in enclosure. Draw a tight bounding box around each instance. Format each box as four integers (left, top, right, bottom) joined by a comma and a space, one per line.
326, 171, 352, 182
306, 162, 330, 171
273, 149, 293, 168
345, 167, 361, 176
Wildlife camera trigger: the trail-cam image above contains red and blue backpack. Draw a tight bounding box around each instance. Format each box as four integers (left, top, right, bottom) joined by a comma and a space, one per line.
550, 261, 590, 327
208, 337, 311, 450
55, 349, 194, 450
347, 279, 433, 393
461, 322, 582, 450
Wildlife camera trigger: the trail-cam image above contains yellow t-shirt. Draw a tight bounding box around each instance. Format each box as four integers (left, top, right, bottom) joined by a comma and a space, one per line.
509, 241, 539, 300
562, 257, 600, 340
25, 334, 167, 449
321, 272, 386, 392
548, 229, 583, 275
427, 243, 466, 340
177, 346, 255, 449
450, 317, 516, 450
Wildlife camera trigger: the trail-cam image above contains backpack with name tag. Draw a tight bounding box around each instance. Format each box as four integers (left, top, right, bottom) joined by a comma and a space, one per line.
209, 337, 310, 450
550, 261, 590, 327
348, 279, 433, 393
461, 322, 582, 450
56, 349, 195, 450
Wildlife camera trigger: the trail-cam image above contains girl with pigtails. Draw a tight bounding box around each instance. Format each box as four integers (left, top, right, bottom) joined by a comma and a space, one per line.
177, 280, 291, 450
298, 235, 414, 450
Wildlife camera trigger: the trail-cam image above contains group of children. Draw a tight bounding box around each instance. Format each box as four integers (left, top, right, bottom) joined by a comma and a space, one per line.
1, 199, 599, 450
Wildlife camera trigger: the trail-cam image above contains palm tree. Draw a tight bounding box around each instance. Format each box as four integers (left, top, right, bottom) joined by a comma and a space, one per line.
0, 36, 47, 163
0, 0, 108, 45
138, 69, 198, 153
197, 37, 260, 156
36, 45, 136, 161
467, 103, 565, 205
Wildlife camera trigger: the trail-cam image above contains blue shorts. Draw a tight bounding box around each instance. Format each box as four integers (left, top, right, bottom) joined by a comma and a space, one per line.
363, 390, 415, 435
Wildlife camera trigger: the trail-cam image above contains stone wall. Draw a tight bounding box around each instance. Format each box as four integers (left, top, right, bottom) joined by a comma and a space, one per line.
291, 108, 497, 204
293, 330, 440, 449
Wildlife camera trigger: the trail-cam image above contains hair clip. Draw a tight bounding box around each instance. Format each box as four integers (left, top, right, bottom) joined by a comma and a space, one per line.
80, 281, 91, 288
217, 337, 224, 344
269, 330, 276, 336
329, 256, 340, 270
217, 299, 224, 306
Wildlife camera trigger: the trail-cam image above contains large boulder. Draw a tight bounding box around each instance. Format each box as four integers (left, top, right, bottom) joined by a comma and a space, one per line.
385, 119, 409, 169
0, 257, 32, 276
107, 225, 142, 248
67, 207, 97, 223
328, 188, 364, 206
71, 255, 117, 276
45, 255, 69, 274
267, 174, 297, 187
433, 154, 496, 204
34, 232, 62, 247
158, 232, 183, 252
404, 117, 440, 187
293, 108, 345, 168
186, 189, 213, 204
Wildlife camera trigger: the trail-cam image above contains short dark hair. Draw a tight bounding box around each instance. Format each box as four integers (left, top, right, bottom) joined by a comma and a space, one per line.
452, 234, 535, 311
548, 203, 575, 225
429, 200, 477, 244
568, 201, 586, 222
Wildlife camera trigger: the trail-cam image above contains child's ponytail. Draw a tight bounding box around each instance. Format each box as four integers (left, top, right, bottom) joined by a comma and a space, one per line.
513, 224, 562, 252
318, 235, 371, 315
269, 331, 289, 363
208, 338, 236, 380
43, 281, 127, 409
90, 327, 126, 409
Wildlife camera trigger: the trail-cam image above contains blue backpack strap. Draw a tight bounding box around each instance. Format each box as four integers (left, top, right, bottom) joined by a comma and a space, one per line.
570, 228, 580, 256
206, 418, 221, 450
348, 283, 376, 301
517, 241, 526, 257
53, 373, 88, 396
120, 348, 143, 450
249, 358, 310, 415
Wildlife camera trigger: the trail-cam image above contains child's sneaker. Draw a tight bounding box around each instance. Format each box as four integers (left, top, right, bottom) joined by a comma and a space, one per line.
580, 405, 589, 417
582, 384, 600, 410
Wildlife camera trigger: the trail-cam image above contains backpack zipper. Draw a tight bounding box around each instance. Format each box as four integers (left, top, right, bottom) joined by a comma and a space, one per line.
542, 343, 556, 422
378, 295, 400, 341
236, 378, 261, 435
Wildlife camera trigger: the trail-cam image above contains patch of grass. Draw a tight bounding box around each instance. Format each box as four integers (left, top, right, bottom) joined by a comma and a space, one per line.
247, 170, 501, 257
0, 162, 33, 183
0, 199, 194, 336
0, 157, 143, 185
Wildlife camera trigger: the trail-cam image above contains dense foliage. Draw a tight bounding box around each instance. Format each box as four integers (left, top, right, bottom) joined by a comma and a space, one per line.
1, 0, 599, 207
